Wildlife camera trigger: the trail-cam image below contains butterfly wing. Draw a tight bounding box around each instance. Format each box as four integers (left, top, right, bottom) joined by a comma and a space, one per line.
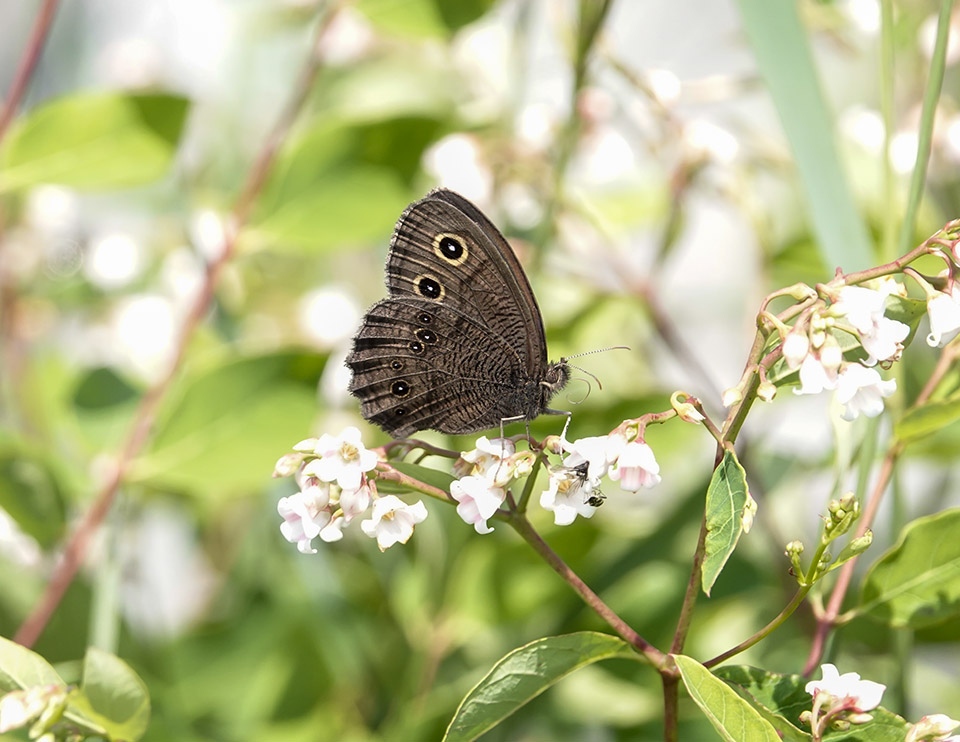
347, 297, 537, 436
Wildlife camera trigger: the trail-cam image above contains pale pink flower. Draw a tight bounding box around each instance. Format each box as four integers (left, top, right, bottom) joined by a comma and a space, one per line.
450, 475, 505, 534
609, 441, 661, 491
833, 284, 909, 364
796, 353, 839, 395
307, 426, 378, 490
0, 686, 66, 734
338, 480, 373, 521
835, 364, 896, 421
562, 433, 626, 481
360, 495, 428, 551
782, 329, 810, 369
455, 436, 517, 485
905, 713, 960, 742
278, 482, 334, 554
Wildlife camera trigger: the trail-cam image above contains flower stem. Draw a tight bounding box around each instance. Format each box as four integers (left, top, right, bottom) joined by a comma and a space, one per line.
507, 511, 667, 668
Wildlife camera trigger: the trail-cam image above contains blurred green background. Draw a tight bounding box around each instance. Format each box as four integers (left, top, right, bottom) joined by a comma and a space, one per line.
1, 0, 960, 739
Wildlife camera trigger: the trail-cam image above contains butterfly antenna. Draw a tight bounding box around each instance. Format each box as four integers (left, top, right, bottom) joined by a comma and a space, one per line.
562, 345, 630, 362
564, 375, 592, 404
568, 363, 602, 392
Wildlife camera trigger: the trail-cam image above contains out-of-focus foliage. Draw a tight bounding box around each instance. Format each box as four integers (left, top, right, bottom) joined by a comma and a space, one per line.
0, 0, 960, 740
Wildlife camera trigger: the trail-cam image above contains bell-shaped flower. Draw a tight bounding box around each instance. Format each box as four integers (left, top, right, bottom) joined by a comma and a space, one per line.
450, 475, 505, 534
835, 363, 896, 421
905, 713, 960, 742
609, 441, 661, 492
796, 352, 839, 395
805, 663, 885, 713
360, 495, 428, 551
307, 426, 379, 491
278, 481, 335, 554
927, 285, 960, 347
540, 466, 599, 526
562, 433, 626, 481
455, 437, 517, 485
782, 328, 810, 369
338, 479, 374, 521
833, 283, 909, 364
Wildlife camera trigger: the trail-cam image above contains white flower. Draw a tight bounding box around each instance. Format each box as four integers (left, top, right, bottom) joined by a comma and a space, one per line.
338, 480, 373, 521
906, 713, 960, 742
450, 475, 505, 534
0, 686, 62, 734
796, 352, 839, 395
273, 452, 306, 478
360, 495, 428, 551
782, 329, 810, 369
833, 284, 909, 364
835, 364, 897, 421
562, 433, 625, 481
539, 467, 599, 526
307, 426, 379, 491
278, 481, 335, 554
927, 286, 960, 347
805, 663, 885, 712
609, 441, 661, 491
455, 436, 516, 485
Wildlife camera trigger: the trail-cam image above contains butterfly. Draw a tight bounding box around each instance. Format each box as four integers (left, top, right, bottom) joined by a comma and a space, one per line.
345, 189, 569, 438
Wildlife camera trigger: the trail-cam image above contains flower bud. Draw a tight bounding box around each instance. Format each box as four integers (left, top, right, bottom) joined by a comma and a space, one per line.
782, 328, 810, 369
756, 380, 777, 402
273, 452, 306, 478
722, 387, 743, 407
293, 437, 320, 452
905, 713, 960, 742
671, 391, 705, 423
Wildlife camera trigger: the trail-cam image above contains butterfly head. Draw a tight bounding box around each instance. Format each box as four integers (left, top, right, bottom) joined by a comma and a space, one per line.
540, 360, 570, 402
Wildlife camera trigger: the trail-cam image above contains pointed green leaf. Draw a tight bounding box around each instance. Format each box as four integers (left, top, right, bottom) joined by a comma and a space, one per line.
702, 450, 751, 596
0, 92, 189, 192
66, 648, 150, 742
860, 508, 960, 628
894, 394, 960, 443
443, 632, 638, 742
675, 655, 781, 742
0, 636, 64, 692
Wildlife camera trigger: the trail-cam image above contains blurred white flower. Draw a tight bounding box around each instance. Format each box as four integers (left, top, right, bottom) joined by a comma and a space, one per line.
360, 495, 428, 551
98, 37, 162, 87
450, 475, 505, 534
890, 130, 919, 174
84, 232, 145, 290
25, 185, 79, 238
646, 68, 681, 105
684, 119, 739, 164
840, 106, 885, 154
926, 285, 960, 346
515, 102, 560, 150
842, 0, 881, 36
609, 441, 661, 492
0, 507, 41, 568
499, 182, 543, 230
317, 7, 374, 65
189, 209, 228, 261
919, 12, 960, 64
111, 294, 177, 381
160, 247, 205, 312
578, 127, 636, 184
835, 363, 896, 421
905, 713, 960, 742
422, 134, 493, 205
298, 286, 360, 348
0, 685, 66, 734
782, 329, 811, 369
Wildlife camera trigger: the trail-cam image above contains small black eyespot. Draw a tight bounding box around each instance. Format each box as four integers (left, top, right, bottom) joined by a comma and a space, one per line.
439, 236, 464, 260
415, 328, 437, 344
394, 408, 407, 417
409, 341, 424, 353
391, 381, 410, 397
418, 312, 432, 324
390, 360, 404, 371
417, 276, 442, 299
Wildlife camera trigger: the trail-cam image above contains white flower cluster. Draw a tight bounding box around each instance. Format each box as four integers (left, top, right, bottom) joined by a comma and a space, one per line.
805, 664, 960, 741
275, 427, 427, 553
450, 432, 662, 532
782, 279, 905, 420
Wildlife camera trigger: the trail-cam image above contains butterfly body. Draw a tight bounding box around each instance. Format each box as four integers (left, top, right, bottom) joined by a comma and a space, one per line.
346, 189, 568, 438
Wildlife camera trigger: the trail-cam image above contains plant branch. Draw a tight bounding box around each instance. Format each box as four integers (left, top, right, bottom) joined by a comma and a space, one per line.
507, 511, 667, 668
0, 0, 61, 146
13, 7, 341, 648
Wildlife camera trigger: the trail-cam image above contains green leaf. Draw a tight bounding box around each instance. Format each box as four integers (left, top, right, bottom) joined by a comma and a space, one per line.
67, 648, 150, 742
860, 508, 960, 628
894, 393, 960, 443
443, 632, 638, 742
383, 461, 455, 495
0, 92, 189, 192
736, 0, 872, 270
133, 352, 325, 499
674, 655, 781, 742
0, 441, 67, 547
713, 666, 811, 742
356, 0, 494, 37
702, 450, 751, 596
0, 635, 65, 692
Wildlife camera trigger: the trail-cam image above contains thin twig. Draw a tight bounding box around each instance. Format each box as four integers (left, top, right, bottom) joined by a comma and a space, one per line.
14, 8, 341, 648
0, 0, 61, 146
